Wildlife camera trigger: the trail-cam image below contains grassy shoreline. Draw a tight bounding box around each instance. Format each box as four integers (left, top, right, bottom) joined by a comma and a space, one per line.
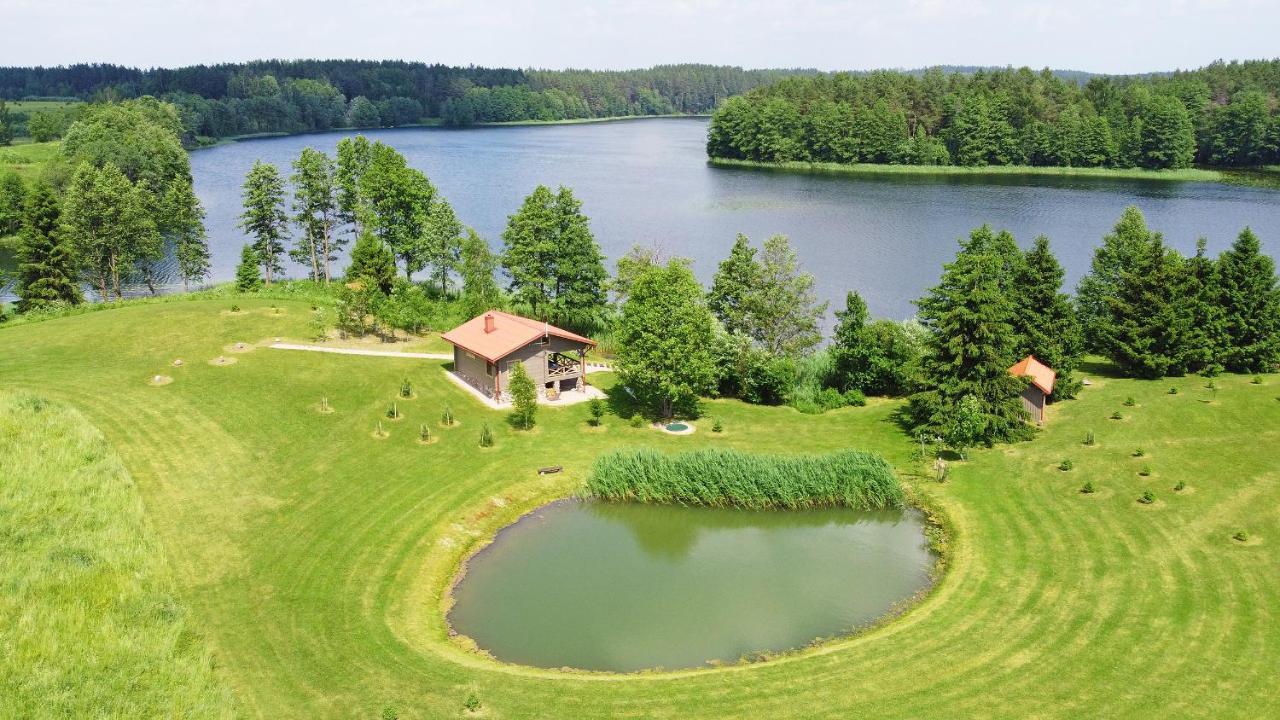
708, 157, 1230, 183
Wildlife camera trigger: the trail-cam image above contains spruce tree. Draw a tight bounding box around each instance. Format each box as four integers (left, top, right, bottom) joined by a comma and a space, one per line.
831, 291, 874, 392
707, 234, 759, 336
1095, 236, 1196, 378
346, 230, 396, 295
235, 244, 262, 292
238, 160, 289, 284
1215, 227, 1280, 372
1078, 207, 1155, 350
15, 181, 82, 312
508, 363, 538, 430
908, 231, 1032, 445
1182, 238, 1225, 373
1013, 236, 1083, 397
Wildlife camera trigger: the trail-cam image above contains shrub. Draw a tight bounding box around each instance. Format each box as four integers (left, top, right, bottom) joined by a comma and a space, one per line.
586, 447, 903, 510
741, 353, 797, 405
419, 423, 430, 442
711, 417, 724, 433
1059, 459, 1073, 471
1168, 386, 1178, 395
1080, 481, 1095, 494
1124, 396, 1136, 407
478, 423, 494, 447
1173, 480, 1186, 492
441, 406, 454, 426
1137, 490, 1155, 504
400, 379, 412, 398
1133, 448, 1145, 457
588, 398, 604, 426
843, 389, 867, 407
1083, 430, 1095, 446
629, 414, 645, 428
1138, 465, 1152, 477
386, 403, 399, 419
1110, 411, 1123, 420
381, 707, 399, 720
817, 387, 847, 412
1251, 375, 1263, 385
1232, 530, 1249, 542
793, 399, 821, 415
463, 693, 482, 713
230, 304, 240, 313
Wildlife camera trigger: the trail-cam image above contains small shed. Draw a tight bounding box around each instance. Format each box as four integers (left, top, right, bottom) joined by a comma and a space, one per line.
441, 310, 596, 402
1008, 355, 1056, 425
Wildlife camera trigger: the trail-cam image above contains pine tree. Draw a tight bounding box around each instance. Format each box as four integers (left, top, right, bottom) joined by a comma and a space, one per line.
1013, 236, 1083, 397
707, 234, 759, 336
0, 172, 25, 236
1215, 227, 1280, 372
1182, 238, 1224, 373
1078, 207, 1153, 350
15, 181, 82, 312
238, 160, 289, 284
346, 230, 396, 295
831, 291, 874, 392
1096, 236, 1196, 378
907, 231, 1032, 444
508, 362, 538, 430
235, 244, 262, 292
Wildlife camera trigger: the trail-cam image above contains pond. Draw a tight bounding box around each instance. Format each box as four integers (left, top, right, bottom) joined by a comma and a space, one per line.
446, 499, 935, 672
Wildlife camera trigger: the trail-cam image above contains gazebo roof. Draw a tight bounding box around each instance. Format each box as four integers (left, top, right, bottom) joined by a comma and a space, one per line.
1008, 354, 1056, 395
441, 310, 594, 363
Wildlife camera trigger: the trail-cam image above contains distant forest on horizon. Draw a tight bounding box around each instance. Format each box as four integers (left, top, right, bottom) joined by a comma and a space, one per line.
0, 58, 1255, 142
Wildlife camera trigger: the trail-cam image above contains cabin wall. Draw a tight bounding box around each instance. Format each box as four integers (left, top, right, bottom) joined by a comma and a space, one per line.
1021, 387, 1046, 424
453, 346, 496, 397
498, 337, 590, 395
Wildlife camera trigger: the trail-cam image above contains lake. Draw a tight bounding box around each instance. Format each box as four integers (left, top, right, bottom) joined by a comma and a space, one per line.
446, 499, 935, 672
7, 118, 1279, 316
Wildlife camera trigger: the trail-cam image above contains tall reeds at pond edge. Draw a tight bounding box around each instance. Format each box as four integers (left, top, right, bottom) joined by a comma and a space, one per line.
586, 448, 903, 510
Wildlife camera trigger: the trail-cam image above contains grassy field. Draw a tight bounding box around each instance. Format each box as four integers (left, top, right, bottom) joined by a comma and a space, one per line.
2, 298, 1277, 718
709, 157, 1228, 183
0, 392, 234, 719
0, 140, 60, 179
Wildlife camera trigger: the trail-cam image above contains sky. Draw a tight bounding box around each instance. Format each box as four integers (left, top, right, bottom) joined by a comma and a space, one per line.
3, 0, 1276, 74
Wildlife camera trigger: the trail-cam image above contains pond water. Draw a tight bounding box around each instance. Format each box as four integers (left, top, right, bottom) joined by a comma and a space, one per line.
5, 118, 1278, 315
446, 499, 934, 672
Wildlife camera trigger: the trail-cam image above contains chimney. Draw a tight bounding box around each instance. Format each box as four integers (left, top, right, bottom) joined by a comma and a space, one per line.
483, 313, 496, 334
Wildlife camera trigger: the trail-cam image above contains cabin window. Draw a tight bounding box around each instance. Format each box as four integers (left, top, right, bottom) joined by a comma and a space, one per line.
486, 361, 495, 377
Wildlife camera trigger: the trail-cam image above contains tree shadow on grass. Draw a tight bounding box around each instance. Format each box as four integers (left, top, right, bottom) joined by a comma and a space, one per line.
1077, 358, 1127, 380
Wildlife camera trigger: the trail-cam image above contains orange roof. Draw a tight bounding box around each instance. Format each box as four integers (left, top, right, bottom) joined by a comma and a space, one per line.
1009, 355, 1056, 395
441, 310, 595, 362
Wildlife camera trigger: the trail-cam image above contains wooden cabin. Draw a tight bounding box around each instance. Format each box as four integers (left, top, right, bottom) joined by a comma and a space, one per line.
1008, 355, 1056, 425
441, 310, 595, 402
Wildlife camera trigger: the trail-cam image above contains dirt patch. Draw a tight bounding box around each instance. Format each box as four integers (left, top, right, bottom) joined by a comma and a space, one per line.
148, 374, 173, 387
224, 342, 255, 354
208, 356, 238, 367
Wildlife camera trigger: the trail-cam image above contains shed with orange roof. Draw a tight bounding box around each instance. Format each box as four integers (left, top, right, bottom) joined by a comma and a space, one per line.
1008, 354, 1056, 424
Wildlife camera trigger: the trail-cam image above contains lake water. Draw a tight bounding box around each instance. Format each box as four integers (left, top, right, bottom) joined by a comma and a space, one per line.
6, 118, 1279, 316
446, 499, 934, 672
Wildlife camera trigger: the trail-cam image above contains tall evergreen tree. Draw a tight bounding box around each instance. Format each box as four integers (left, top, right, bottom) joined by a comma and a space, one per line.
831, 291, 875, 391
15, 181, 82, 312
0, 172, 25, 236
508, 362, 538, 430
907, 230, 1032, 445
616, 260, 717, 419
1013, 236, 1083, 397
1182, 238, 1224, 373
707, 234, 759, 336
1077, 207, 1153, 350
500, 185, 606, 331
1094, 235, 1197, 378
238, 160, 289, 284
1215, 227, 1280, 372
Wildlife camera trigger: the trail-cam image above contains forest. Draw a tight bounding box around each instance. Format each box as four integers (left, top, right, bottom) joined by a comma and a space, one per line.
706, 60, 1280, 169
0, 61, 809, 140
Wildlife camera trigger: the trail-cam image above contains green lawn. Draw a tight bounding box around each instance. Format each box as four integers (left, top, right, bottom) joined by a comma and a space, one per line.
709, 157, 1227, 183
0, 140, 60, 179
2, 298, 1277, 718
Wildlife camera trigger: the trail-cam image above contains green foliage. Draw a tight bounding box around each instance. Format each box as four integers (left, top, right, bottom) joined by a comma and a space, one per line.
844, 389, 867, 407
1059, 459, 1074, 471
508, 363, 538, 430
1137, 490, 1155, 505
235, 244, 263, 292
711, 417, 724, 433
1084, 430, 1095, 446
1014, 236, 1084, 397
1174, 480, 1186, 492
346, 230, 396, 295
708, 234, 759, 336
831, 292, 925, 396
418, 423, 430, 442
586, 448, 903, 510
0, 171, 23, 236
1124, 397, 1136, 407
1232, 530, 1249, 542
1111, 411, 1123, 420
1139, 465, 1152, 477
290, 147, 342, 283
1080, 481, 1096, 494
463, 693, 482, 713
459, 228, 503, 316
386, 403, 400, 420
238, 160, 289, 284
61, 161, 160, 300
500, 184, 607, 332
1133, 448, 1146, 457
708, 233, 825, 357
478, 422, 494, 448
400, 379, 413, 398
616, 260, 717, 419
628, 414, 646, 428
441, 406, 455, 426
588, 398, 605, 426
1169, 386, 1179, 395
15, 180, 82, 313
164, 176, 210, 291
1215, 227, 1280, 372
907, 225, 1033, 446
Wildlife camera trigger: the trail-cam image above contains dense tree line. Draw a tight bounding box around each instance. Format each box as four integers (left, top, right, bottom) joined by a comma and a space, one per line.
708, 60, 1280, 169
0, 61, 809, 139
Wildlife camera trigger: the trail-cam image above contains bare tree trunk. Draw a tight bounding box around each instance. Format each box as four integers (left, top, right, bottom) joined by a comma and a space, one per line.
322, 220, 332, 283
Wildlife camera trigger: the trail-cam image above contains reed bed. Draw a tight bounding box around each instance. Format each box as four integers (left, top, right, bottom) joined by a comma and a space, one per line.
586, 447, 903, 510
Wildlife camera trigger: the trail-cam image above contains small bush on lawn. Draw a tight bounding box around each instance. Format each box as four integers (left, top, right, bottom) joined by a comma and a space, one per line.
1139, 465, 1152, 477
1173, 480, 1186, 492
478, 423, 494, 447
588, 398, 604, 426
586, 447, 903, 510
1252, 376, 1264, 385
463, 693, 481, 712
441, 406, 454, 426
1133, 448, 1145, 457
817, 387, 847, 412
711, 417, 724, 433
1124, 396, 1136, 407
629, 415, 645, 428
400, 379, 412, 398
1080, 481, 1096, 494
1137, 490, 1155, 504
1110, 411, 1123, 420
1059, 459, 1073, 471
1168, 386, 1178, 395
1232, 530, 1249, 542
1083, 430, 1095, 446
844, 389, 867, 407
